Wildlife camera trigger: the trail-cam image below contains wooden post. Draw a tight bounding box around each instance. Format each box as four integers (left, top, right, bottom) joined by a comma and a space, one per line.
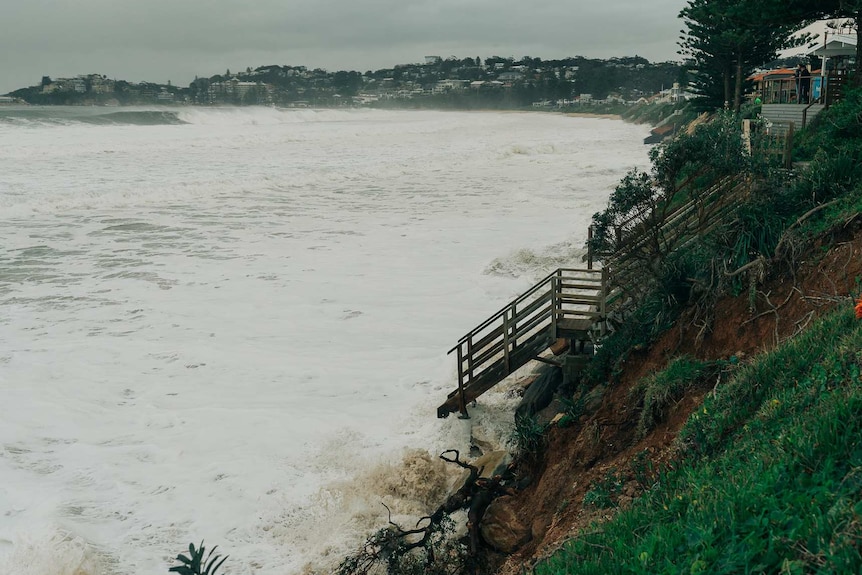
550, 273, 559, 339
587, 226, 594, 270
503, 308, 511, 374
600, 267, 608, 337
511, 302, 518, 349
456, 343, 468, 418
783, 122, 794, 170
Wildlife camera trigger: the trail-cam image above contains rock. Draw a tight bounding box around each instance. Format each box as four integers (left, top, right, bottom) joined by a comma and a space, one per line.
582, 383, 608, 415
473, 450, 512, 480
516, 365, 563, 419
451, 451, 513, 500
549, 338, 569, 356
531, 515, 552, 540
480, 496, 532, 553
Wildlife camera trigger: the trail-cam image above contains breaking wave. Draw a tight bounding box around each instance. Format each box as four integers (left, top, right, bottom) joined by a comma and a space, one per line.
484, 239, 592, 280
0, 528, 102, 575
0, 106, 378, 129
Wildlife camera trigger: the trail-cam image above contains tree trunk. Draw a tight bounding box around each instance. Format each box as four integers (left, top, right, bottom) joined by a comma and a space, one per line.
855, 9, 862, 87
723, 68, 732, 108
734, 57, 743, 111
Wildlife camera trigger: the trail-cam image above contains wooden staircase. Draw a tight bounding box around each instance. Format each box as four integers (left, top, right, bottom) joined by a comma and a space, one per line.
591, 174, 751, 304
437, 268, 608, 418
760, 103, 825, 134
438, 172, 753, 419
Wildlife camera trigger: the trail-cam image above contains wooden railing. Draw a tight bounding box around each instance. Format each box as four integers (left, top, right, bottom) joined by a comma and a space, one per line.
588, 173, 750, 301
439, 173, 751, 419
438, 268, 607, 418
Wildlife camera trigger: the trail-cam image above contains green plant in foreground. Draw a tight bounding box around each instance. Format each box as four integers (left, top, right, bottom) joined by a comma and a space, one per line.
512, 414, 547, 458
583, 469, 623, 510
169, 542, 228, 575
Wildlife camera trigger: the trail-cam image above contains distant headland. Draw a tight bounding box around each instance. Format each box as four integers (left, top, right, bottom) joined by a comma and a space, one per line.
5, 55, 685, 111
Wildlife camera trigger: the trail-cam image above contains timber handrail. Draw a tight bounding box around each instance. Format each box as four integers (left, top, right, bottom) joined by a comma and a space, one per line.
448, 268, 558, 353
439, 267, 607, 418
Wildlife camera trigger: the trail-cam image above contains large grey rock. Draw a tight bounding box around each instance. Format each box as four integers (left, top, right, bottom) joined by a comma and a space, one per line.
516, 365, 563, 420
480, 496, 531, 553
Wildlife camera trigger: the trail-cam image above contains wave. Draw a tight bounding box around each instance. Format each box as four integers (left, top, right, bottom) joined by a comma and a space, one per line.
174, 106, 375, 126
0, 106, 381, 129
0, 108, 184, 128
484, 239, 591, 280
0, 527, 102, 575
78, 110, 186, 126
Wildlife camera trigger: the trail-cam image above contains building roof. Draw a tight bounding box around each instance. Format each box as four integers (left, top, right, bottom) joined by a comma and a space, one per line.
807, 34, 857, 58
749, 67, 822, 83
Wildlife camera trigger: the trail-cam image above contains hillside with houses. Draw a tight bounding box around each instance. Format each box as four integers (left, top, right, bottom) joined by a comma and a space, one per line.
6, 55, 684, 109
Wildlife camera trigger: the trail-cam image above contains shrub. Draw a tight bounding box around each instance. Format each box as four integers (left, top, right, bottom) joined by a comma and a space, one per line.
169, 542, 227, 575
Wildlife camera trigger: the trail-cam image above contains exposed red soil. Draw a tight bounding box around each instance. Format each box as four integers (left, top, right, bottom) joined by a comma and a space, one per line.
494, 217, 862, 574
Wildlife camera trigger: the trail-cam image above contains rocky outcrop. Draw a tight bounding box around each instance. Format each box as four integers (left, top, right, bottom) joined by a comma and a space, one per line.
515, 366, 563, 419
480, 495, 532, 553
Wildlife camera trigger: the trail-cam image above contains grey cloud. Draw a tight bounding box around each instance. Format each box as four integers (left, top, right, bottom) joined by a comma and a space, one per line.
1, 0, 686, 93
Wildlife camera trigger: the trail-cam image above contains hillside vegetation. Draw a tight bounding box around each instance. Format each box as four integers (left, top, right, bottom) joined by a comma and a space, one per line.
516, 87, 862, 575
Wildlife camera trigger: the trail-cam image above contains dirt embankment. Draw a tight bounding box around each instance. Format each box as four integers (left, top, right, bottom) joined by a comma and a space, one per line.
494, 218, 862, 574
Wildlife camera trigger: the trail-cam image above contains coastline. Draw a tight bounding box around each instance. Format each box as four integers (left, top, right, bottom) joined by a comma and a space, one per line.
565, 112, 623, 120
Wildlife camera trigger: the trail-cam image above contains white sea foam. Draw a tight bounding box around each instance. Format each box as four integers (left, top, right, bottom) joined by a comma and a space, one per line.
0, 107, 650, 573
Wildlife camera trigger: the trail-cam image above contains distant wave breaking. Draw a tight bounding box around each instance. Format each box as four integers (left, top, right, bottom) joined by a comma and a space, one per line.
0, 106, 379, 129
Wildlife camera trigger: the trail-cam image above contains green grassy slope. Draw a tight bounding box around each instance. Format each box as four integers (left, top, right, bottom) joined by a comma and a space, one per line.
537, 308, 862, 574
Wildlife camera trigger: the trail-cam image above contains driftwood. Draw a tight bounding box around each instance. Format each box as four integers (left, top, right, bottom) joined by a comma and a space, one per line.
335, 450, 517, 575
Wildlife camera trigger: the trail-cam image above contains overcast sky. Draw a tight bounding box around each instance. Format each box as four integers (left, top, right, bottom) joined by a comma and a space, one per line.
2, 0, 690, 94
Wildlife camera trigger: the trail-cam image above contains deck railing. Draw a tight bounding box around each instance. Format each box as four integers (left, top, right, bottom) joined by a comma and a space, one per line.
439, 267, 606, 417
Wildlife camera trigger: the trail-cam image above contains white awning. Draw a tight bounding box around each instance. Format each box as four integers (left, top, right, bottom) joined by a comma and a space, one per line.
807, 34, 857, 57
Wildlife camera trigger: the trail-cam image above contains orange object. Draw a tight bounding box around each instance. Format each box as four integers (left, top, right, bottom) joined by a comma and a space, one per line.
856, 297, 862, 319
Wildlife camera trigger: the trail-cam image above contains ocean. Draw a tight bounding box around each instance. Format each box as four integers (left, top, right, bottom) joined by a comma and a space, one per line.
0, 106, 650, 574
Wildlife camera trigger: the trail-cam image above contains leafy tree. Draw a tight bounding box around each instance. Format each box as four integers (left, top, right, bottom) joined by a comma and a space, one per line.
589, 113, 749, 283
680, 0, 809, 111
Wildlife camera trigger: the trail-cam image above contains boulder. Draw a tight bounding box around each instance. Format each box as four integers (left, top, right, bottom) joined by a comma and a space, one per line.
474, 450, 512, 479
549, 338, 569, 356
515, 365, 563, 420
480, 496, 532, 553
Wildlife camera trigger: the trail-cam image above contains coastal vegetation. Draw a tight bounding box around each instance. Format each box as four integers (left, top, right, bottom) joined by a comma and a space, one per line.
524, 80, 862, 575
681, 0, 861, 110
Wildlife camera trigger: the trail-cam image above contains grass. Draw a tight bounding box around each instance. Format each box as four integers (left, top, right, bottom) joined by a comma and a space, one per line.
536, 308, 862, 575
631, 356, 723, 440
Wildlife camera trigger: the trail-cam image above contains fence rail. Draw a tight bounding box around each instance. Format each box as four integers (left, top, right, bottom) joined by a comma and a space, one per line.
438, 267, 607, 418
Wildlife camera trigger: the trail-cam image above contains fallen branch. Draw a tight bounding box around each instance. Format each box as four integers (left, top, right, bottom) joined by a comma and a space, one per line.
336, 450, 517, 575
724, 255, 766, 278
